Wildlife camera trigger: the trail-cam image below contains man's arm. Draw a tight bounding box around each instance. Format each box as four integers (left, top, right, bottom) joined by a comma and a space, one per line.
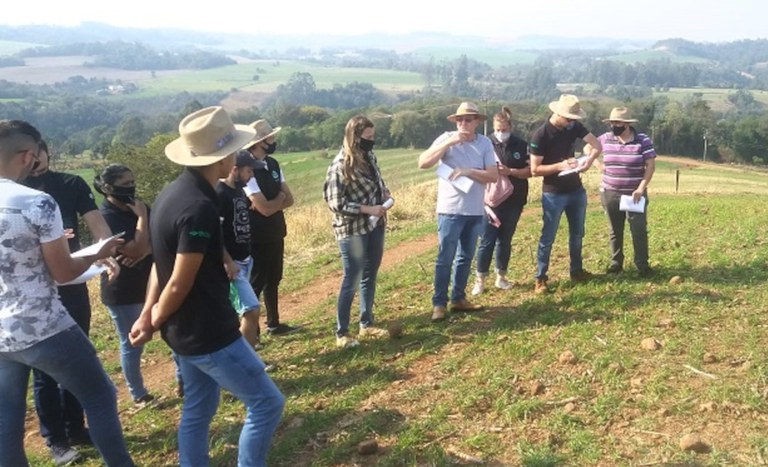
451, 164, 498, 184
578, 133, 603, 171
82, 209, 113, 240
248, 191, 287, 217
129, 263, 160, 346
530, 154, 572, 177
633, 158, 656, 202
280, 182, 294, 209
418, 133, 463, 169
119, 201, 151, 262
41, 236, 121, 284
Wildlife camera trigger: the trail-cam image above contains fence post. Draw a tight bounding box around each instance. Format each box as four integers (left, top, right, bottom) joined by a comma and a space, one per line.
675, 169, 680, 193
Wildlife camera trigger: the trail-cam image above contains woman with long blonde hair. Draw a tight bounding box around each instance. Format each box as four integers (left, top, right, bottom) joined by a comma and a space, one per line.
323, 115, 392, 348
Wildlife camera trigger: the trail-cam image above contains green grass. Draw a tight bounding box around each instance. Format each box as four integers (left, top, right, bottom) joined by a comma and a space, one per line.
29, 156, 768, 465
410, 47, 540, 67
653, 87, 768, 112
604, 49, 711, 64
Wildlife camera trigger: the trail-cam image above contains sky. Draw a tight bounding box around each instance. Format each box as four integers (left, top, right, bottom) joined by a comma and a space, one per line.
2, 0, 766, 43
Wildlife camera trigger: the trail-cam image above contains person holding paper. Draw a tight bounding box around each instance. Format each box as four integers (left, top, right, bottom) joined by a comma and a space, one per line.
418, 102, 498, 321
323, 115, 392, 348
472, 106, 531, 295
0, 120, 134, 467
94, 164, 155, 406
529, 94, 602, 294
597, 107, 656, 277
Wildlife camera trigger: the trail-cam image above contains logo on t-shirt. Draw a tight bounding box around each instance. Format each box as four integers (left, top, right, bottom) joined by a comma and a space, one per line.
189, 230, 211, 239
513, 152, 521, 160
271, 170, 279, 182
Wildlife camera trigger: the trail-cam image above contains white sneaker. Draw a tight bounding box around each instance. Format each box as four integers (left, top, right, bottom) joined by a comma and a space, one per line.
495, 275, 512, 290
336, 335, 360, 348
471, 277, 485, 296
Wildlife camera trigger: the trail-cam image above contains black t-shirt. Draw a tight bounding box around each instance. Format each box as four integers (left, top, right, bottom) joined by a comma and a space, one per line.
529, 120, 589, 193
23, 171, 98, 251
492, 134, 530, 207
150, 169, 241, 356
215, 181, 251, 261
99, 200, 152, 306
249, 156, 287, 244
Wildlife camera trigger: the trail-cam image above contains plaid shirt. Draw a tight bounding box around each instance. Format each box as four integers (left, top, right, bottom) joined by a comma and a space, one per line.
323, 149, 388, 240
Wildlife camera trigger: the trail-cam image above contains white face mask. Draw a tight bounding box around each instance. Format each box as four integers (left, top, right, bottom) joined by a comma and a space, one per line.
494, 131, 511, 142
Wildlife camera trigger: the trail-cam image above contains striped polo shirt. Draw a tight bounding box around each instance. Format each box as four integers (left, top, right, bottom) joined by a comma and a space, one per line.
598, 130, 656, 193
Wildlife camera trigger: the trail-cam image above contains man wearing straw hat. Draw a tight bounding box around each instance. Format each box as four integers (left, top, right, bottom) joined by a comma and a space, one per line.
130, 107, 284, 466
529, 94, 602, 294
597, 106, 656, 277
418, 102, 498, 322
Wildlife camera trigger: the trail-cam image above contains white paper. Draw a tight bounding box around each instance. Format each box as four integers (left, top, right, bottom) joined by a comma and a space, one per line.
369, 198, 395, 229
558, 156, 587, 177
436, 162, 474, 193
56, 264, 109, 286
619, 195, 646, 213
71, 232, 125, 258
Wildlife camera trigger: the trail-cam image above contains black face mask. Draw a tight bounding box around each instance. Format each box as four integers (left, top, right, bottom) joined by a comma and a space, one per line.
263, 141, 277, 154
24, 170, 50, 189
111, 185, 136, 205
611, 125, 626, 136
359, 138, 375, 152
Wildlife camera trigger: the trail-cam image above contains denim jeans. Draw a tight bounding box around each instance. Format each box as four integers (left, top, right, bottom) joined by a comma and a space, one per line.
105, 303, 149, 401
0, 326, 134, 467
336, 224, 385, 337
232, 256, 261, 315
476, 204, 524, 275
536, 188, 587, 280
600, 189, 650, 269
433, 214, 484, 306
176, 337, 285, 467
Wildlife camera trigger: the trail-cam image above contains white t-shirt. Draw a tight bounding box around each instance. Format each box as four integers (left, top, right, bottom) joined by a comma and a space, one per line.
243, 169, 285, 196
432, 132, 496, 216
0, 178, 75, 352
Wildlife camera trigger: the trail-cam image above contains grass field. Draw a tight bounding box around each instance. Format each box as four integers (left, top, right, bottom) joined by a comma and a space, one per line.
26, 156, 768, 465
652, 87, 768, 113
604, 49, 710, 64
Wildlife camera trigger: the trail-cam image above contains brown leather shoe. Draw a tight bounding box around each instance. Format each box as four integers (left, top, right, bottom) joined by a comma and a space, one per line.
449, 298, 483, 312
431, 306, 447, 322
534, 278, 548, 294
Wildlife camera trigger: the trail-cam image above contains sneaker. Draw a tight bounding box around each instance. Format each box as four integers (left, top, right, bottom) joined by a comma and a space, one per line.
359, 326, 389, 339
606, 263, 623, 274
637, 266, 655, 278
570, 270, 594, 282
471, 275, 486, 296
267, 323, 301, 336
431, 305, 447, 322
449, 298, 483, 312
336, 335, 360, 349
134, 393, 155, 407
534, 278, 549, 294
49, 443, 80, 466
67, 428, 93, 446
495, 275, 513, 290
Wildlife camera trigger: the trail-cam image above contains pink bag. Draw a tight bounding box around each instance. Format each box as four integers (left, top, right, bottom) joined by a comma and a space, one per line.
484, 161, 513, 207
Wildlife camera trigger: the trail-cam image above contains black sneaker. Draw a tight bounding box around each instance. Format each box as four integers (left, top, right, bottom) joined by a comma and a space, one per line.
638, 266, 655, 278
67, 429, 93, 446
134, 393, 156, 406
570, 270, 594, 282
49, 443, 80, 466
267, 323, 301, 336
606, 263, 623, 274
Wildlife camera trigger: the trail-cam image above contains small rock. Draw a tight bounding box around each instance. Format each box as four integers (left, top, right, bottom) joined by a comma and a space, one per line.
313, 401, 325, 411
530, 382, 546, 396
564, 402, 576, 413
703, 353, 718, 364
358, 439, 378, 455
658, 318, 676, 328
658, 407, 671, 417
669, 276, 683, 285
679, 434, 711, 453
641, 338, 662, 351
559, 350, 578, 364
387, 322, 404, 339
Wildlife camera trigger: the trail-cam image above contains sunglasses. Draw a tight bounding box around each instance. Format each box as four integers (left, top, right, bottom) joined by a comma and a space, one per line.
455, 116, 477, 123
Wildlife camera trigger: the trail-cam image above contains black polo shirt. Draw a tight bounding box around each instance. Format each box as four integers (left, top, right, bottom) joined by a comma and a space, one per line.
151, 168, 240, 356
216, 181, 251, 261
249, 156, 287, 244
492, 134, 530, 207
529, 120, 589, 194
99, 200, 153, 306
23, 171, 98, 251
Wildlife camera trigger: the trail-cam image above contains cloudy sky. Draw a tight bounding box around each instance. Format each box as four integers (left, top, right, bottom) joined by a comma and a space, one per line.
2, 0, 765, 42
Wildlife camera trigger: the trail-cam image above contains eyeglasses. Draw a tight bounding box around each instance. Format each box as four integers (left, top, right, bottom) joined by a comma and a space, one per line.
455, 116, 476, 123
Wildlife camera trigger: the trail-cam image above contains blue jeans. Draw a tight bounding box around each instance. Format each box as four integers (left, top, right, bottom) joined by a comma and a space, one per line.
0, 326, 134, 467
176, 337, 284, 467
536, 188, 587, 280
433, 214, 484, 307
231, 256, 261, 315
336, 224, 385, 337
476, 204, 524, 275
106, 303, 149, 401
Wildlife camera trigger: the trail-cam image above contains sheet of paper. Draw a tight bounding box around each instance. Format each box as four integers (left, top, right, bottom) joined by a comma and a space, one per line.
558, 156, 587, 177
71, 232, 124, 258
619, 195, 646, 213
369, 198, 395, 229
436, 162, 473, 193
56, 264, 108, 286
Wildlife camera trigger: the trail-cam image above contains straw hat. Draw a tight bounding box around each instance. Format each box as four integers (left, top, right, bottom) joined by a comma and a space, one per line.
165, 107, 255, 167
447, 102, 487, 122
243, 119, 282, 150
602, 107, 638, 123
548, 94, 587, 120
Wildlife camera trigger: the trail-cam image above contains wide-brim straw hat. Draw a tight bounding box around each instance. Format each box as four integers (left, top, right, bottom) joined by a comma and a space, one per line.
447, 102, 487, 122
243, 119, 282, 150
165, 106, 255, 167
548, 94, 587, 120
602, 107, 639, 123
